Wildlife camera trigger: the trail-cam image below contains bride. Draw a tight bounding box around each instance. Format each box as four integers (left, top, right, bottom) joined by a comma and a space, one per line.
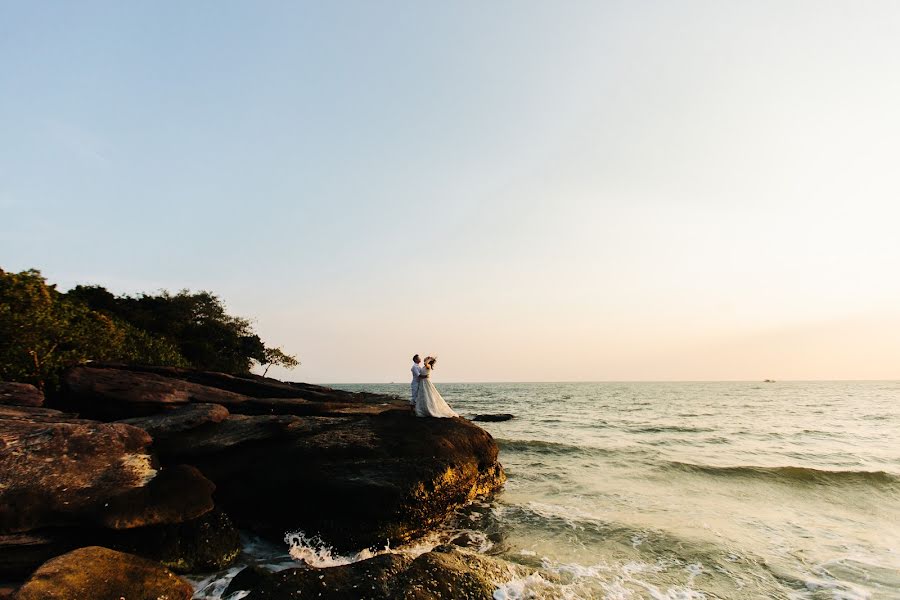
414, 357, 458, 418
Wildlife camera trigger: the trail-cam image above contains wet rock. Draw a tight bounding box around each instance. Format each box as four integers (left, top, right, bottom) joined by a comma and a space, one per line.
14, 546, 193, 600
225, 548, 539, 600
472, 414, 514, 422
226, 554, 414, 599
396, 546, 531, 599
0, 383, 43, 407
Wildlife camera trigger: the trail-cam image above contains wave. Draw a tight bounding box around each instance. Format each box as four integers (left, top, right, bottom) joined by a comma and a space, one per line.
665, 462, 900, 488
626, 425, 716, 434
496, 438, 652, 459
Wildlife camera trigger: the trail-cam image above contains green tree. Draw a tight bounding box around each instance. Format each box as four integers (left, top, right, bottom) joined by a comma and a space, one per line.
68, 287, 269, 374
0, 269, 186, 390
260, 346, 300, 377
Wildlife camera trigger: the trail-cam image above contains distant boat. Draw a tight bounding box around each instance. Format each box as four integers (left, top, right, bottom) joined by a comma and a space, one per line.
763, 379, 776, 383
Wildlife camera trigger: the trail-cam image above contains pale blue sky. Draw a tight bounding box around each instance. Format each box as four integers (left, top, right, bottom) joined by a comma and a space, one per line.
3, 1, 899, 382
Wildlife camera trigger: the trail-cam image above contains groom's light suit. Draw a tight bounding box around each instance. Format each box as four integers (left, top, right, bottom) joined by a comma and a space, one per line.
410, 362, 423, 405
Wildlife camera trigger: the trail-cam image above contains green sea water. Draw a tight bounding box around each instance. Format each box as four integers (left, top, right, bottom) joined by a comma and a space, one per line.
191, 381, 899, 599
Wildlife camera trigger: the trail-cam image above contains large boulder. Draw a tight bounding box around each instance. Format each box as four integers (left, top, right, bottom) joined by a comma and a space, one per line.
0, 412, 214, 533
175, 410, 505, 550
14, 546, 193, 600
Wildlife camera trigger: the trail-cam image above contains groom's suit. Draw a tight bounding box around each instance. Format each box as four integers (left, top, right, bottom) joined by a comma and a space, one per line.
410, 362, 423, 405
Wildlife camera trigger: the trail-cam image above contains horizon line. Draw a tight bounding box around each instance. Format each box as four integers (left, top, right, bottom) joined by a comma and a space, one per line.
317, 379, 900, 385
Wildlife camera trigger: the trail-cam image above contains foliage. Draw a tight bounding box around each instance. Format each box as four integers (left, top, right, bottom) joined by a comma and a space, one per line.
67, 286, 268, 374
0, 269, 187, 390
261, 346, 300, 377
1, 268, 299, 389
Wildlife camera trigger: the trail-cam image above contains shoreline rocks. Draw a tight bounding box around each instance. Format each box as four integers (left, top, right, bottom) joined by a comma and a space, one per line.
1, 364, 507, 595
224, 546, 545, 600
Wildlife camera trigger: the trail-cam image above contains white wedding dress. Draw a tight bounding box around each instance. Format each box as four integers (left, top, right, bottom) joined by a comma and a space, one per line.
414, 367, 458, 418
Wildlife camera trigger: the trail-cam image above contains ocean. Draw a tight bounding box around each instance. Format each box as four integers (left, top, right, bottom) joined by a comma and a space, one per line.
191, 381, 900, 600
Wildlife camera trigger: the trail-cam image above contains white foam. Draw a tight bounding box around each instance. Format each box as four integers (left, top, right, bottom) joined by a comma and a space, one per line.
283, 529, 440, 568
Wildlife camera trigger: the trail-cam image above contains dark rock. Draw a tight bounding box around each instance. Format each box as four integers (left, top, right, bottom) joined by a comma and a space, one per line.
0, 508, 240, 578
107, 507, 240, 573
396, 548, 504, 599
0, 404, 87, 424
61, 365, 249, 420
0, 532, 77, 580
0, 383, 43, 407
118, 402, 230, 440
52, 364, 505, 552
152, 413, 311, 458
95, 361, 393, 403
0, 417, 214, 533
226, 548, 539, 600
14, 546, 193, 600
227, 554, 414, 599
183, 411, 505, 551
472, 414, 514, 422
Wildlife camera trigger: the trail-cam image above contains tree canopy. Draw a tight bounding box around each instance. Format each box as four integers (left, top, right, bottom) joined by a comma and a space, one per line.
0, 268, 298, 390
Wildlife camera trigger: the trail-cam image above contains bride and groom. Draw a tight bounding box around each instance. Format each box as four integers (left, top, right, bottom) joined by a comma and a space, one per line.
410, 354, 458, 418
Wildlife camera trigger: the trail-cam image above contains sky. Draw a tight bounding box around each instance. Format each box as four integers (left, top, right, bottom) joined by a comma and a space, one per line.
2, 1, 899, 383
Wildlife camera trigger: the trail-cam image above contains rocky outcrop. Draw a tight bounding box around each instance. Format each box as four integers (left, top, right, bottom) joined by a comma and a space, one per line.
14, 546, 193, 600
56, 365, 506, 551
1, 364, 506, 593
224, 546, 538, 600
0, 401, 233, 578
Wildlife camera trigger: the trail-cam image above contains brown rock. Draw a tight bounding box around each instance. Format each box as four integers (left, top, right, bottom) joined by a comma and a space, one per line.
225, 547, 541, 600
0, 418, 214, 533
54, 365, 505, 552
118, 402, 230, 439
14, 546, 193, 600
226, 554, 413, 599
183, 411, 505, 551
62, 366, 249, 420
0, 383, 43, 407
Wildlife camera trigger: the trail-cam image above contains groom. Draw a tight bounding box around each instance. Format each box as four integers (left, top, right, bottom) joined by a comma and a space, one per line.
410, 354, 424, 407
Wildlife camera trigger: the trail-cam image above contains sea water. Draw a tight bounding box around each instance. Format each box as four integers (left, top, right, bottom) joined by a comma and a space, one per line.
190, 381, 900, 599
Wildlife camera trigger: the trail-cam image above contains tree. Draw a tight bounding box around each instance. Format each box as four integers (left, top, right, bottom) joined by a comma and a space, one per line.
260, 346, 300, 377
68, 286, 272, 374
0, 269, 186, 390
